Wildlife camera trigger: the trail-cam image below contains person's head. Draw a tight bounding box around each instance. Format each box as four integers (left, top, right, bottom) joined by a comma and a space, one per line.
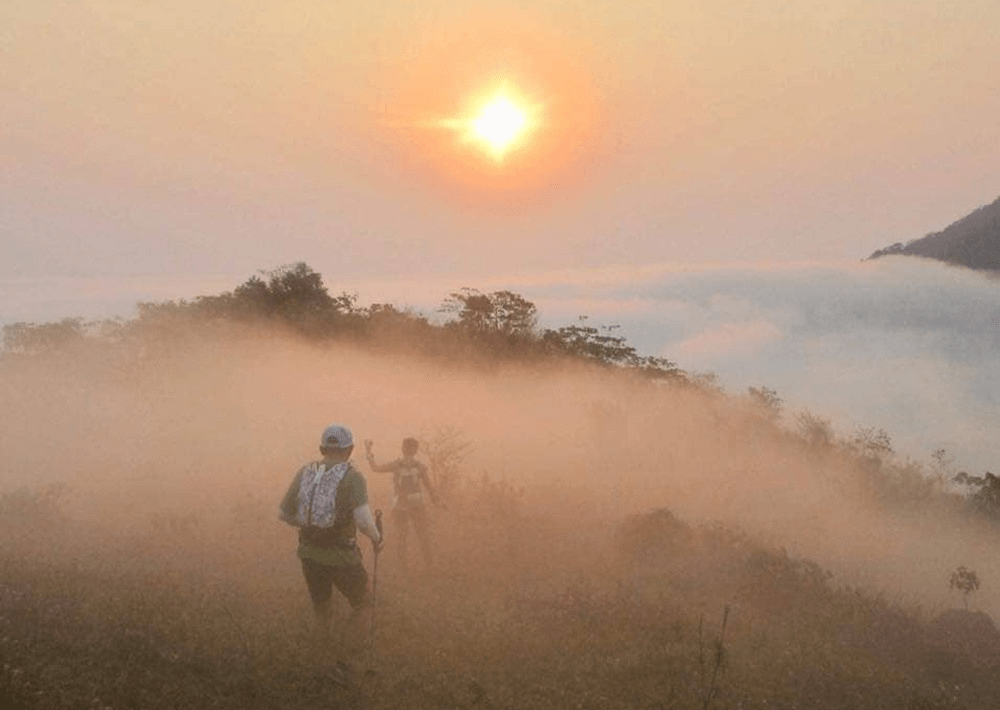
319, 423, 355, 461
401, 437, 419, 457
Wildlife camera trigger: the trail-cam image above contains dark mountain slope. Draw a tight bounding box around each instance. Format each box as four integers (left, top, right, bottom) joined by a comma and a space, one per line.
868, 194, 1000, 272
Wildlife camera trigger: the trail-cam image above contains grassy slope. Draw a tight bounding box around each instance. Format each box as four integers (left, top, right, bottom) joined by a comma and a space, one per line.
2, 492, 999, 710
2, 330, 998, 709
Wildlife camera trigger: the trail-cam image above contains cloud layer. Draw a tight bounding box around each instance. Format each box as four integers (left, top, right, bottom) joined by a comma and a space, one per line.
520, 257, 999, 474
3, 257, 997, 475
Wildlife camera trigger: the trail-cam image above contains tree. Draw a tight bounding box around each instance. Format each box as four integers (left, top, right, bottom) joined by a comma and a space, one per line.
631, 354, 684, 381
2, 318, 87, 354
541, 317, 683, 379
949, 566, 981, 610
794, 410, 835, 450
239, 262, 339, 320
440, 288, 538, 338
216, 263, 360, 334
362, 303, 433, 346
418, 426, 473, 504
487, 290, 538, 337
747, 386, 783, 422
127, 262, 360, 340
930, 448, 955, 480
541, 317, 638, 365
953, 471, 1000, 522
848, 426, 894, 466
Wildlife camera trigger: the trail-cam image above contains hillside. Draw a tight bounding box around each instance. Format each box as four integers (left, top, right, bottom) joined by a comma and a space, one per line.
868, 195, 1000, 272
3, 274, 1000, 708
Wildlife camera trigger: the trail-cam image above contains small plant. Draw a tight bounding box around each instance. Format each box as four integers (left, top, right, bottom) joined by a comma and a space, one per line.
747, 385, 783, 422
419, 425, 472, 504
698, 605, 730, 710
949, 566, 980, 610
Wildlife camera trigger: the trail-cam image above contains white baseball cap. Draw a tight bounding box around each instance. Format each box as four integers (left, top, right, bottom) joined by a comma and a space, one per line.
320, 423, 354, 449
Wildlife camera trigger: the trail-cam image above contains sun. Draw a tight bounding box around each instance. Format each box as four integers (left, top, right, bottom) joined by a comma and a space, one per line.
472, 97, 527, 156
378, 22, 601, 198
427, 91, 535, 164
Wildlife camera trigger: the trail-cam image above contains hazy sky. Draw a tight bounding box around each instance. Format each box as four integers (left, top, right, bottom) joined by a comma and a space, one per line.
5, 0, 999, 283
3, 1, 999, 470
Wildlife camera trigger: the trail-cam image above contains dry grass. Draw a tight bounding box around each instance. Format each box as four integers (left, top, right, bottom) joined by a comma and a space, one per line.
2, 483, 999, 710
2, 330, 999, 709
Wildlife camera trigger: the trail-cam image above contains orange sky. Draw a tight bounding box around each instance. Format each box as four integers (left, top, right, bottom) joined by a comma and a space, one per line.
2, 0, 999, 491
3, 0, 999, 287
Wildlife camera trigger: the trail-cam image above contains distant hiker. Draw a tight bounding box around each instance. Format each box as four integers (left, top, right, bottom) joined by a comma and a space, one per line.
279, 423, 383, 675
365, 437, 437, 572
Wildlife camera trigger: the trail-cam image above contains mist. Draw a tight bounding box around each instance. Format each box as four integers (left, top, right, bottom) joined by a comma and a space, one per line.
3, 320, 997, 623
515, 256, 1000, 475
5, 255, 997, 478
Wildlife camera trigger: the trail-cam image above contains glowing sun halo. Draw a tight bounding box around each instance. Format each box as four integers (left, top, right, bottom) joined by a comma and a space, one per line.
472, 97, 527, 155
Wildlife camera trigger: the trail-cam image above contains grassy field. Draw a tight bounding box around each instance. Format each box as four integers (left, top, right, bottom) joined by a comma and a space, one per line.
2, 483, 999, 710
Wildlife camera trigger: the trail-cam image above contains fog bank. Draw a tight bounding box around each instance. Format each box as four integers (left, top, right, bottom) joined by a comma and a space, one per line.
2, 326, 997, 617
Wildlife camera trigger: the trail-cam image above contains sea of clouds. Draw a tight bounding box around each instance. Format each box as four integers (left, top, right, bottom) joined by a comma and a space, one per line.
516, 257, 999, 475
3, 256, 997, 474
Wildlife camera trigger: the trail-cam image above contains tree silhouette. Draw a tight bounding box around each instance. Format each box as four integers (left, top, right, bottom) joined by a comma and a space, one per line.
954, 471, 1000, 522
949, 566, 981, 610
542, 317, 638, 365
747, 386, 783, 422
2, 318, 87, 354
440, 288, 538, 337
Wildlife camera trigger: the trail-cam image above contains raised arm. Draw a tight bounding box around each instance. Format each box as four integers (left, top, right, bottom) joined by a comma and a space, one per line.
364, 440, 397, 473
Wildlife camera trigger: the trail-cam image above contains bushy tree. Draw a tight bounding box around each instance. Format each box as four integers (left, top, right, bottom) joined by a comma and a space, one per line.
231, 262, 353, 325
747, 386, 783, 422
848, 426, 895, 466
440, 288, 538, 338
6, 265, 687, 380
953, 471, 1000, 522
542, 317, 637, 364
2, 318, 87, 354
542, 317, 682, 379
949, 566, 981, 610
794, 410, 835, 450
132, 262, 359, 338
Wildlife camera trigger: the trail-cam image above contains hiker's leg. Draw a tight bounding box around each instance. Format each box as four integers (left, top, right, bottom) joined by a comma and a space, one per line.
393, 508, 410, 573
411, 506, 432, 567
331, 562, 371, 662
301, 559, 336, 653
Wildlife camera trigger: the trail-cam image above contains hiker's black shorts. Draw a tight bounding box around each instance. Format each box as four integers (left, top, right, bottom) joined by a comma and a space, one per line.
301, 558, 369, 611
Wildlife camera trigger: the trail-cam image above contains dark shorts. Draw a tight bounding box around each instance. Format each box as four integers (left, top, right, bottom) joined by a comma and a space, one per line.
301, 557, 369, 611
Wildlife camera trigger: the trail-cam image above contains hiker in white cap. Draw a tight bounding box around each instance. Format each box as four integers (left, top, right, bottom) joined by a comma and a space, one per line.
279, 423, 383, 676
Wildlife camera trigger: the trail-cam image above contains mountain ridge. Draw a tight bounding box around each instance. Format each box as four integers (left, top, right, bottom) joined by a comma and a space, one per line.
868, 194, 1000, 273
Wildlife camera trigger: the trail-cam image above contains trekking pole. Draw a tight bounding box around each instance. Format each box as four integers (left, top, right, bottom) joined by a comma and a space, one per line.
366, 509, 384, 674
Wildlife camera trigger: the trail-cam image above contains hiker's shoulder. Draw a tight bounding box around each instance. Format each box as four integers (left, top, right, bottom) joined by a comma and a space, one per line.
344, 461, 367, 482
291, 460, 320, 479
341, 463, 369, 502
